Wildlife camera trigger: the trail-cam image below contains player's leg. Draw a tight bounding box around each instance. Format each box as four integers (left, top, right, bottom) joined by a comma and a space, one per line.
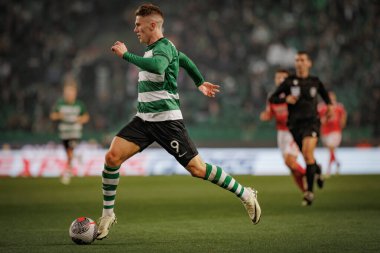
330, 132, 342, 175
279, 130, 305, 192
97, 136, 140, 240
186, 155, 261, 224
301, 136, 323, 205
284, 154, 306, 192
98, 117, 152, 240
102, 137, 140, 214
61, 140, 75, 185
152, 120, 261, 224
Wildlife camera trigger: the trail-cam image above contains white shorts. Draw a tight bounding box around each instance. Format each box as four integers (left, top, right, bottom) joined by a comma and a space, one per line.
321, 132, 342, 148
277, 130, 300, 157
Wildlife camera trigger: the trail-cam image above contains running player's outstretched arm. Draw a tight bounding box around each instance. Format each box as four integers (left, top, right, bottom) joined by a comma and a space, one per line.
260, 102, 273, 121
111, 41, 169, 74
179, 51, 220, 98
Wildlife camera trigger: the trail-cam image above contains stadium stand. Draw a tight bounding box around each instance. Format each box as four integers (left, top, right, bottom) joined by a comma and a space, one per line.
0, 0, 379, 146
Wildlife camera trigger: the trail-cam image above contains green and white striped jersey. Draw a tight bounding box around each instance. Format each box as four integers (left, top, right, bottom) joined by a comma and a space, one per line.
135, 38, 181, 122
52, 99, 87, 140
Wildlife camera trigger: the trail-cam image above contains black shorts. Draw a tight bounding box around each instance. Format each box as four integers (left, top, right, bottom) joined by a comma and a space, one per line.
62, 139, 79, 151
116, 116, 198, 167
288, 119, 320, 150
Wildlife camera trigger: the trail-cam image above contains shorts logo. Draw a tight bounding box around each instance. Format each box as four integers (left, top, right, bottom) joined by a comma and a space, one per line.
170, 140, 187, 157
293, 79, 299, 85
312, 132, 317, 137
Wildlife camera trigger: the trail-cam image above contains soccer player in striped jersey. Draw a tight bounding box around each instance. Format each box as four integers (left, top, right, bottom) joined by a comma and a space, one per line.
96, 4, 261, 240
50, 78, 89, 184
318, 91, 347, 176
260, 70, 306, 193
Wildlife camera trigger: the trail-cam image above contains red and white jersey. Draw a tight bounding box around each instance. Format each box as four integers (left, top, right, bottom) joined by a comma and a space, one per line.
267, 103, 289, 130
318, 102, 346, 135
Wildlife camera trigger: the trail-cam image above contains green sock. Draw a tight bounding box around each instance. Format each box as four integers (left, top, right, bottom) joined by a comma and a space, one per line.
102, 164, 120, 216
204, 163, 250, 201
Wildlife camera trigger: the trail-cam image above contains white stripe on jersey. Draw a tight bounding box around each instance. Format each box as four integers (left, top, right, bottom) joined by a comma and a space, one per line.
138, 90, 179, 103
138, 71, 165, 82
136, 110, 183, 122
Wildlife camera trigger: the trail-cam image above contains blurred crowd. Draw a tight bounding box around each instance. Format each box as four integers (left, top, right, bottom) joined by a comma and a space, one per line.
0, 0, 379, 145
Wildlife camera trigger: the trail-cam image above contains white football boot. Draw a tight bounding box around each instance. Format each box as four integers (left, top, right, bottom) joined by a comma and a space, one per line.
97, 213, 117, 240
242, 187, 261, 224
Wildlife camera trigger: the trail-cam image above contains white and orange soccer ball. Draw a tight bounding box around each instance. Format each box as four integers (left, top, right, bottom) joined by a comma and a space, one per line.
69, 217, 98, 245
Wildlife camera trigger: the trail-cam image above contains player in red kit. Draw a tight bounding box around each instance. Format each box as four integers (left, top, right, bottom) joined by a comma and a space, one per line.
260, 69, 306, 193
318, 91, 347, 176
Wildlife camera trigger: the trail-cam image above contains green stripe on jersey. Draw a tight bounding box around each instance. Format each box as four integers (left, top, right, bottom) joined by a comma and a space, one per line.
138, 80, 164, 93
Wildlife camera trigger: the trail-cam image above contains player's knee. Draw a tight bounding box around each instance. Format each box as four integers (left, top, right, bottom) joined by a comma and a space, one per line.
303, 152, 314, 164
105, 150, 122, 167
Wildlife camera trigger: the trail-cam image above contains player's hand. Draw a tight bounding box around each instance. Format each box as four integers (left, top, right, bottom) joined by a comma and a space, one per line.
50, 112, 63, 121
111, 41, 128, 58
285, 95, 298, 104
198, 82, 220, 97
260, 111, 271, 121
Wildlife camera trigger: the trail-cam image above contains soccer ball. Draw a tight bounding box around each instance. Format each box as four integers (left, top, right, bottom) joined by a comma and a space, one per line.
69, 217, 98, 245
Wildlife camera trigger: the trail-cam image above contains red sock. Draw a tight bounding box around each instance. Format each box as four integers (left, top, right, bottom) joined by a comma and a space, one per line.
292, 170, 306, 192
295, 163, 306, 175
330, 149, 336, 163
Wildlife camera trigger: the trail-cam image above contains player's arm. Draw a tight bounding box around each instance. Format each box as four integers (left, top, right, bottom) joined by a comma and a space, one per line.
77, 112, 90, 124
50, 103, 62, 121
259, 103, 273, 121
111, 41, 169, 74
318, 104, 327, 124
77, 102, 90, 124
50, 111, 62, 121
268, 80, 290, 104
318, 80, 333, 117
179, 51, 220, 97
179, 51, 204, 86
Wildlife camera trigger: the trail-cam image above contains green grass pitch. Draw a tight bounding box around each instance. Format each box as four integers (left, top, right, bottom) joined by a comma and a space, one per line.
1, 175, 380, 253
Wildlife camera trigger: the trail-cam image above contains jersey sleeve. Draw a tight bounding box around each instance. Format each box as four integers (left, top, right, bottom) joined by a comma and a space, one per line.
122, 52, 169, 74
317, 79, 332, 105
178, 51, 205, 87
268, 79, 290, 104
79, 101, 87, 115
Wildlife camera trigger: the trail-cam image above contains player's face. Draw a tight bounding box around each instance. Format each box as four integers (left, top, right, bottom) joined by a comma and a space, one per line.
275, 72, 288, 86
64, 86, 77, 104
134, 15, 153, 45
295, 54, 312, 76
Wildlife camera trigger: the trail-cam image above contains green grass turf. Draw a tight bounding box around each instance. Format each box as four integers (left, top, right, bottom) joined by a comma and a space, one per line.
1, 175, 380, 253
